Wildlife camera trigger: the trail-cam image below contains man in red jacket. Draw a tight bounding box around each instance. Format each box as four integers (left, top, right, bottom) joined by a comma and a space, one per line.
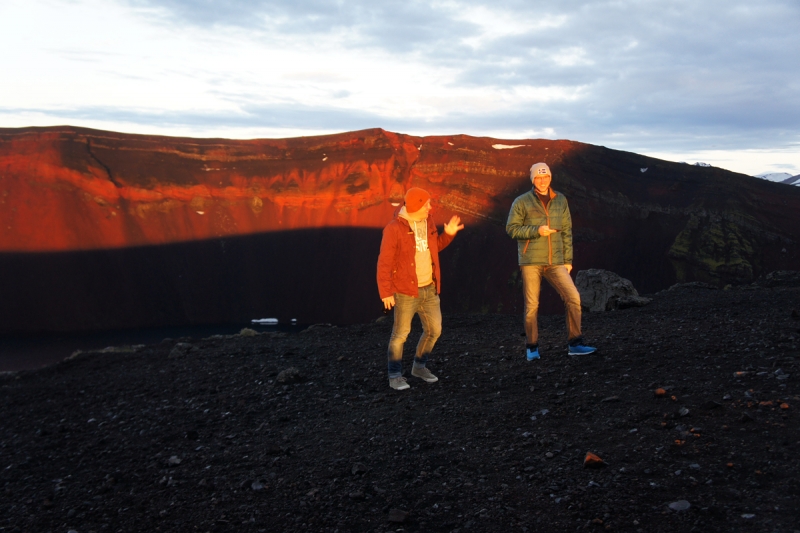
377, 188, 464, 390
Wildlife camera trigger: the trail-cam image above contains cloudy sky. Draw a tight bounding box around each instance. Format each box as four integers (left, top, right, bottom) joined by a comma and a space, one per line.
2, 0, 799, 176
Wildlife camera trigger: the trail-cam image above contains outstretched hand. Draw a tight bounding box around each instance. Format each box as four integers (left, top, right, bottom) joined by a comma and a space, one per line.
444, 215, 465, 236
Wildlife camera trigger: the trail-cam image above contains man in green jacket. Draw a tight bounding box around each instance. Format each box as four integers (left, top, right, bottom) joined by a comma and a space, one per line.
506, 162, 596, 360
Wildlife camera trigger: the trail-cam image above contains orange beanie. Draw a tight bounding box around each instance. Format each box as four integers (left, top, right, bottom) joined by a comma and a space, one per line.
404, 188, 431, 214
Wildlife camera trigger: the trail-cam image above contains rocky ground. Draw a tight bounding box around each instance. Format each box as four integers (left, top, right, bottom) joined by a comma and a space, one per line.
1, 284, 799, 533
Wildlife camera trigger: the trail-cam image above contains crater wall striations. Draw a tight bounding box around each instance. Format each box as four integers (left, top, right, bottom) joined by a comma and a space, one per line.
1, 126, 799, 332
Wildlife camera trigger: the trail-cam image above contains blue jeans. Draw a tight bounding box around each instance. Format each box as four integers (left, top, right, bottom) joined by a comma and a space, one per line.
387, 284, 442, 379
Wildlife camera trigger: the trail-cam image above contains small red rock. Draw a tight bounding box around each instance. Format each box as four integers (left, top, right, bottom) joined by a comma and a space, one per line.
584, 452, 604, 468
655, 388, 667, 397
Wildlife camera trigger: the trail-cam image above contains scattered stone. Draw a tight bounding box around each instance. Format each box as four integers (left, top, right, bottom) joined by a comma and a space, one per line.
601, 396, 619, 403
276, 367, 303, 384
251, 481, 265, 491
740, 412, 755, 423
667, 282, 718, 291
780, 403, 790, 410
655, 388, 667, 397
576, 269, 652, 312
388, 508, 409, 523
264, 445, 283, 455
301, 323, 335, 334
351, 463, 368, 475
741, 513, 756, 519
668, 500, 691, 511
168, 342, 192, 359
584, 452, 604, 468
678, 407, 690, 417
348, 491, 364, 499
756, 270, 800, 288
700, 400, 722, 410
168, 455, 181, 466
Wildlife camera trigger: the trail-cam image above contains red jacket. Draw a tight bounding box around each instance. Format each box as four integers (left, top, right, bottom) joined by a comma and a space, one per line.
377, 214, 455, 299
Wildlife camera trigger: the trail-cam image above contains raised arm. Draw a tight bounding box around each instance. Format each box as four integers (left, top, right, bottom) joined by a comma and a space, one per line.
437, 215, 463, 251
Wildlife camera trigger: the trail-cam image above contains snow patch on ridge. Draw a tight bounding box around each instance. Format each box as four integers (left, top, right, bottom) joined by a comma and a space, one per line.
492, 144, 526, 150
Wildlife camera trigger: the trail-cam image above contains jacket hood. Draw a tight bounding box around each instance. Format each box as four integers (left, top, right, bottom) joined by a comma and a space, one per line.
397, 205, 429, 223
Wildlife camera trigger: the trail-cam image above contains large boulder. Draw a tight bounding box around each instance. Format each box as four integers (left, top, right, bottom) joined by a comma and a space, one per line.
576, 269, 652, 312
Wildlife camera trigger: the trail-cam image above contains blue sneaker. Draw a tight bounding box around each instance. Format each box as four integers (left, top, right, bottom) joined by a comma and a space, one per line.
568, 344, 597, 355
526, 347, 540, 361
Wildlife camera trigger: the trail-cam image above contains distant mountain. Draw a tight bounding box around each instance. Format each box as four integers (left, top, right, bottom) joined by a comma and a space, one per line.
1, 126, 799, 333
755, 172, 794, 182
780, 174, 800, 186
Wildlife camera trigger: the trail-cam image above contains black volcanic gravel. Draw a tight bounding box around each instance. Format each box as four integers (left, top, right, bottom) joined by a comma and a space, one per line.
2, 285, 799, 533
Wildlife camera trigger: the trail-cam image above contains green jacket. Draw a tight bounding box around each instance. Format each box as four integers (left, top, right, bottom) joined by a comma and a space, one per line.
506, 188, 573, 266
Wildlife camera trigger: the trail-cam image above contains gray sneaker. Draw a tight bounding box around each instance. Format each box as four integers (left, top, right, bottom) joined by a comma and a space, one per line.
389, 376, 410, 390
411, 366, 438, 383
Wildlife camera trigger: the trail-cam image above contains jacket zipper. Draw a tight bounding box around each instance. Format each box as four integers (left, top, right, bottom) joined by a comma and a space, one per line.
523, 191, 553, 263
